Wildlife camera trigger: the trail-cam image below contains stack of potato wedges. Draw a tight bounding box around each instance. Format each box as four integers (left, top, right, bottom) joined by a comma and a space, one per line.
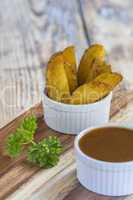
46, 44, 123, 104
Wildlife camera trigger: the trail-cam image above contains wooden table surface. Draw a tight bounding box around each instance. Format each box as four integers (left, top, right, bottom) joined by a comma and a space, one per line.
0, 0, 133, 128
0, 86, 133, 200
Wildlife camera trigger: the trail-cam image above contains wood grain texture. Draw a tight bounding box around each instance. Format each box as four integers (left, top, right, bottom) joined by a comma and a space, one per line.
0, 88, 133, 200
64, 183, 127, 200
0, 68, 43, 128
0, 0, 88, 128
79, 0, 133, 86
28, 0, 88, 64
0, 0, 40, 70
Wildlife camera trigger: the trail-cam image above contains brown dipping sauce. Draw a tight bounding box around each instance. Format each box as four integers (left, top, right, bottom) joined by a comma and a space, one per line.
79, 127, 133, 162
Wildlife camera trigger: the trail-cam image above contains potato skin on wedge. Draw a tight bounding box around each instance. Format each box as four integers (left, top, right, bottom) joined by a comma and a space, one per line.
71, 72, 123, 104
78, 44, 105, 85
63, 46, 78, 93
86, 59, 112, 83
46, 53, 70, 102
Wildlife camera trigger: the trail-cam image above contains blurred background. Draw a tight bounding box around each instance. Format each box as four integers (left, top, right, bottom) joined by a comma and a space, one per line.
0, 0, 133, 128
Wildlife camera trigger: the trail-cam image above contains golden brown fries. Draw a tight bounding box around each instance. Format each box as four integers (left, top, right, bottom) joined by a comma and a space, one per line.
46, 44, 123, 105
94, 72, 123, 90
63, 46, 78, 93
86, 59, 112, 83
46, 53, 70, 102
71, 73, 123, 104
78, 44, 105, 85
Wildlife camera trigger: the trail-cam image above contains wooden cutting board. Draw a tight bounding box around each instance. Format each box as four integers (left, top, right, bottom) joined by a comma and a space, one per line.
0, 84, 133, 200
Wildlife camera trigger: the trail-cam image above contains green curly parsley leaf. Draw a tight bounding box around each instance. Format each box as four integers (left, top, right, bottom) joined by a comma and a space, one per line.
6, 115, 37, 158
20, 115, 37, 135
27, 136, 63, 168
6, 132, 23, 157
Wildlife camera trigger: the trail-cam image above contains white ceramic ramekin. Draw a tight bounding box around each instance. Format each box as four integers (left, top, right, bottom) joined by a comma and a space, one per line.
42, 92, 112, 134
75, 124, 133, 196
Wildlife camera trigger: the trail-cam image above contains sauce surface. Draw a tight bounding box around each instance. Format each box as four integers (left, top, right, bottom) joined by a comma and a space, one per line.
79, 127, 133, 162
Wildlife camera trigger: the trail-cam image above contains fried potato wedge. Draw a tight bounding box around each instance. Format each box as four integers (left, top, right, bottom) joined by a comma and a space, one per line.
46, 53, 70, 102
63, 46, 78, 93
71, 72, 123, 104
86, 59, 112, 82
78, 44, 105, 85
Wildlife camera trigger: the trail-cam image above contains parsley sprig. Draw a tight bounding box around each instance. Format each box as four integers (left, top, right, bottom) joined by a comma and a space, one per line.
5, 115, 62, 168
27, 136, 62, 168
6, 115, 37, 157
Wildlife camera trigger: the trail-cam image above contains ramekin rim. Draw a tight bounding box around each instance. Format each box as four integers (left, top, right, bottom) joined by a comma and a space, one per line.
43, 90, 112, 108
75, 123, 133, 167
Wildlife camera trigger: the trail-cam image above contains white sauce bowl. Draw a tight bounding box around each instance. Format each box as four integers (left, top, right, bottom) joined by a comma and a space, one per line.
75, 124, 133, 196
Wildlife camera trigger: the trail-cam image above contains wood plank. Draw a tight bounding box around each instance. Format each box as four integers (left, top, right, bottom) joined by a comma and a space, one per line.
7, 153, 77, 200
0, 0, 40, 70
79, 0, 133, 86
28, 0, 88, 64
31, 163, 77, 200
0, 87, 133, 200
0, 68, 43, 128
64, 183, 126, 200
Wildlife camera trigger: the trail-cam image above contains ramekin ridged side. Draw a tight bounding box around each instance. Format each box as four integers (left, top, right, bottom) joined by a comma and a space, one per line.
42, 93, 112, 134
75, 125, 133, 196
